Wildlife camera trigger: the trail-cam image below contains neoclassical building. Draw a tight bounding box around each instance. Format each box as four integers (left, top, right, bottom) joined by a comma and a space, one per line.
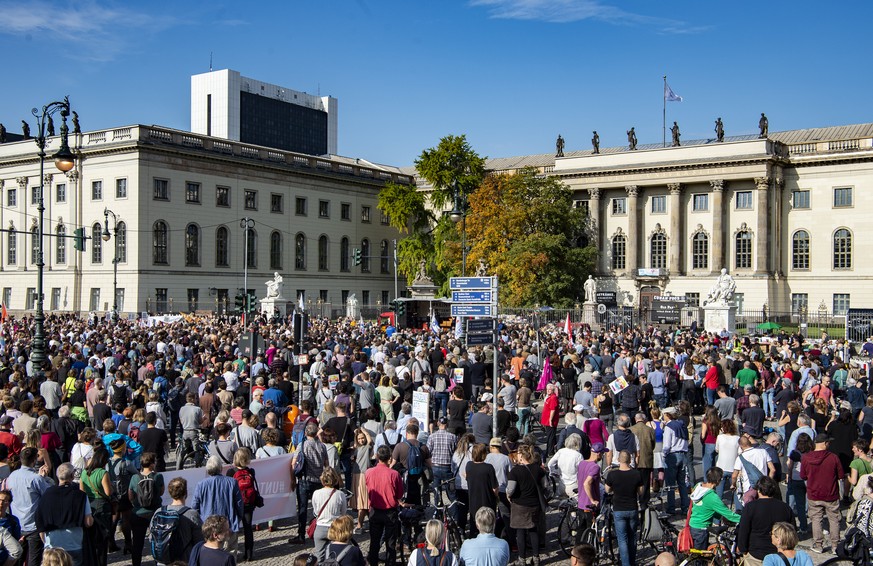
0, 124, 411, 316
423, 123, 873, 317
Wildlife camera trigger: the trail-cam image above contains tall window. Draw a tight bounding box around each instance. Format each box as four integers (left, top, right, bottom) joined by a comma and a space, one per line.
834, 187, 853, 208
116, 178, 127, 198
91, 180, 103, 201
89, 288, 100, 312
153, 179, 169, 200
187, 289, 199, 312
56, 225, 66, 264
186, 182, 201, 203
31, 186, 40, 205
216, 186, 230, 207
735, 191, 753, 209
245, 228, 257, 269
361, 206, 371, 223
185, 224, 200, 266
318, 236, 329, 271
31, 226, 39, 265
833, 228, 852, 269
56, 183, 66, 203
6, 189, 16, 207
692, 232, 708, 270
692, 194, 709, 211
319, 200, 330, 218
116, 222, 127, 263
296, 197, 307, 216
91, 223, 102, 264
244, 190, 257, 210
216, 226, 229, 267
833, 294, 851, 316
792, 190, 810, 209
295, 233, 306, 270
340, 237, 350, 272
651, 195, 666, 213
380, 240, 390, 273
341, 203, 351, 221
792, 230, 809, 270
155, 288, 167, 313
735, 230, 752, 269
270, 231, 282, 269
791, 293, 808, 315
153, 221, 168, 265
612, 198, 627, 215
361, 239, 371, 272
7, 230, 16, 264
611, 235, 626, 270
271, 194, 283, 213
650, 233, 667, 269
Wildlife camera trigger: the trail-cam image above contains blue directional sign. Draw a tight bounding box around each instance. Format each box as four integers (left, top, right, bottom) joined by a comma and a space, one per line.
449, 277, 494, 290
451, 290, 493, 303
451, 304, 492, 317
466, 333, 494, 346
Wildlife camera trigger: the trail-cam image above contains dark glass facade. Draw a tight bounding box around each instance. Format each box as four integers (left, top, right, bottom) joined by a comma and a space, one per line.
239, 92, 328, 155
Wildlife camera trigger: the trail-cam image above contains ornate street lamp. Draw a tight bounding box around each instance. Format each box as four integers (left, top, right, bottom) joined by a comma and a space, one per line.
29, 96, 75, 374
102, 208, 120, 320
448, 180, 467, 276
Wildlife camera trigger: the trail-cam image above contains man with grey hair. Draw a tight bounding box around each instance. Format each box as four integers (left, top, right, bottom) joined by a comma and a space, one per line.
289, 422, 328, 545
374, 420, 401, 451
191, 455, 243, 556
741, 393, 765, 438
35, 462, 93, 564
606, 413, 639, 467
787, 413, 816, 454
458, 507, 510, 566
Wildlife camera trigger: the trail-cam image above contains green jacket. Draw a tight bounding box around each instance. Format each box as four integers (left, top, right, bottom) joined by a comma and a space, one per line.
688, 484, 741, 529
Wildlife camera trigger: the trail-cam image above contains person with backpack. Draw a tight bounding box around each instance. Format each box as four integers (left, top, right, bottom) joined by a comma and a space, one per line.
108, 437, 138, 554
128, 452, 164, 566
80, 443, 114, 566
323, 515, 366, 566
289, 422, 328, 546
391, 422, 431, 507
227, 448, 262, 562
150, 477, 202, 564
191, 456, 243, 561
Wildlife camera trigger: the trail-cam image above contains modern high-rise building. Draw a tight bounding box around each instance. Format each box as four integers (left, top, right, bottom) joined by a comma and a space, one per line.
191, 69, 338, 156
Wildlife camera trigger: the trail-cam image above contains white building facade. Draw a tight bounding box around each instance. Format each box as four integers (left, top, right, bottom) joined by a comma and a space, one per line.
0, 125, 410, 317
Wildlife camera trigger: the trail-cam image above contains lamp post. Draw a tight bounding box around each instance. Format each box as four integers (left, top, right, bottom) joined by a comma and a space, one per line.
102, 208, 120, 320
30, 97, 75, 374
449, 179, 467, 277
240, 217, 255, 309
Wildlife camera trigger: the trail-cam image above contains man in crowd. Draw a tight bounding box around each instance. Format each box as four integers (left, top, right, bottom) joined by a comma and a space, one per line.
8, 447, 52, 566
366, 445, 404, 566
458, 508, 510, 566
426, 417, 457, 492
800, 433, 845, 554
35, 463, 93, 563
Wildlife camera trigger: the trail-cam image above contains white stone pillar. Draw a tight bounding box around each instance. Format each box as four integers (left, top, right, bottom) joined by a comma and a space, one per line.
588, 187, 603, 273
626, 185, 639, 273
668, 183, 682, 275
754, 176, 770, 274
710, 179, 725, 273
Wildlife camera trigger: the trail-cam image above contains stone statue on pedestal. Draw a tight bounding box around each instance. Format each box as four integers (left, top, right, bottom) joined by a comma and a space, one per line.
715, 118, 724, 142
265, 272, 284, 298
592, 131, 600, 154
21, 121, 30, 139
758, 113, 768, 138
346, 293, 359, 319
627, 127, 637, 150
555, 134, 564, 158
671, 122, 681, 147
72, 111, 81, 134
706, 268, 736, 305
583, 275, 597, 304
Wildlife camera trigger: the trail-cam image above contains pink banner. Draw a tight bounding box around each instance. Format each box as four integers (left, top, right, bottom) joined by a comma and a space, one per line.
161, 453, 297, 522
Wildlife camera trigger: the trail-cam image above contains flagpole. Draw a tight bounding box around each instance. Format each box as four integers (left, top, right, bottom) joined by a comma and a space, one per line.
663, 75, 667, 148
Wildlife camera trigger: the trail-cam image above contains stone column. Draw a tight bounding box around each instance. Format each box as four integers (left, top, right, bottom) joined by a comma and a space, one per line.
774, 176, 784, 276
710, 179, 725, 272
754, 177, 770, 274
668, 183, 682, 275
626, 185, 639, 273
587, 187, 603, 273
43, 173, 53, 268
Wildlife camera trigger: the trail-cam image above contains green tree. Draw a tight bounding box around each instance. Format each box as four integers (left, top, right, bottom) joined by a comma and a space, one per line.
377, 135, 486, 290
465, 168, 597, 307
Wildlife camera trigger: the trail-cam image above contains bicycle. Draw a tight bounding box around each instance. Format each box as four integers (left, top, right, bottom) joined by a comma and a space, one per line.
175, 432, 209, 469
578, 494, 617, 564
641, 494, 679, 557
430, 480, 465, 554
553, 496, 580, 557
677, 524, 738, 566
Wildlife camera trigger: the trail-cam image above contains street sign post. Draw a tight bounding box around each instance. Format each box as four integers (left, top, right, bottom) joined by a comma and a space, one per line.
451, 304, 492, 317
466, 333, 494, 346
449, 277, 495, 290
451, 290, 493, 303
467, 318, 495, 333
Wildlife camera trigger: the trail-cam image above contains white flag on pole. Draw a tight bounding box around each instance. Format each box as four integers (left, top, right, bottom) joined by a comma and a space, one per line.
664, 82, 683, 102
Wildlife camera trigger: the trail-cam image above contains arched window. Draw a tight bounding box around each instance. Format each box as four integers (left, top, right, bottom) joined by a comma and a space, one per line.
295, 233, 306, 270
692, 232, 709, 270
792, 230, 809, 270
270, 231, 282, 270
318, 235, 329, 271
31, 226, 40, 265
380, 240, 390, 273
56, 225, 66, 264
650, 232, 666, 269
216, 226, 229, 267
834, 228, 852, 270
735, 230, 752, 269
340, 237, 350, 272
116, 222, 127, 263
185, 224, 200, 266
361, 239, 371, 272
92, 223, 102, 264
611, 235, 626, 270
153, 221, 168, 265
245, 228, 257, 269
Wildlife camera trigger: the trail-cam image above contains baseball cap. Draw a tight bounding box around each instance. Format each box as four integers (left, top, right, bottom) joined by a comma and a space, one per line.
0, 415, 12, 427
573, 404, 584, 412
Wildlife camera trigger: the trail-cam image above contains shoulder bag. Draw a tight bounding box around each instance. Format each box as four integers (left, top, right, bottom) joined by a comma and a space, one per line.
307, 488, 337, 538
676, 501, 694, 553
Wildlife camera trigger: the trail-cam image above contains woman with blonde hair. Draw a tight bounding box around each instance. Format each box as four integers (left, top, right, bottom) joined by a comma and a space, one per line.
762, 522, 812, 566
319, 399, 337, 428
324, 515, 366, 565
311, 468, 347, 561
42, 548, 73, 566
407, 519, 460, 566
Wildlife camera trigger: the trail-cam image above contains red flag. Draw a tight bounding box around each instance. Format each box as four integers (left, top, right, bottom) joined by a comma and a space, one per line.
564, 312, 572, 342
0, 303, 6, 322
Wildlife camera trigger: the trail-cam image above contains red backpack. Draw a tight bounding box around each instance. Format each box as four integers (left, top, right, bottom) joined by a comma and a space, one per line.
233, 468, 263, 507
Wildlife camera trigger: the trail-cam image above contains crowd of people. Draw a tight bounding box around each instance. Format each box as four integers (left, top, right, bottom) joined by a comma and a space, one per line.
0, 309, 873, 566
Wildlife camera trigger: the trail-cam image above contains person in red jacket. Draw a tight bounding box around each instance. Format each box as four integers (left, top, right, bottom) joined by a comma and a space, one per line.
799, 432, 845, 554
703, 359, 720, 406
541, 384, 560, 457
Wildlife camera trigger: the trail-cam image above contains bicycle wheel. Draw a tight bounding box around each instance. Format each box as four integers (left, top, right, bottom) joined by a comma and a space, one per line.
558, 509, 580, 557
543, 475, 558, 502
579, 526, 596, 547
446, 523, 463, 555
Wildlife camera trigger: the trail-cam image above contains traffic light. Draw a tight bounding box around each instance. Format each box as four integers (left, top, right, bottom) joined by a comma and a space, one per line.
247, 292, 258, 314
234, 291, 245, 314
389, 300, 397, 312
353, 248, 362, 266
397, 301, 406, 316
73, 227, 86, 252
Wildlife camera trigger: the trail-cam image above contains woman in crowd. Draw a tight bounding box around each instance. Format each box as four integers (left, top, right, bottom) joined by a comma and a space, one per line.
762, 522, 813, 566
700, 408, 720, 478
779, 401, 802, 455
407, 519, 460, 566
714, 419, 739, 500
376, 376, 399, 423
604, 450, 643, 566
507, 444, 545, 566
80, 443, 113, 566
351, 428, 372, 534
447, 387, 468, 437
255, 428, 286, 533
464, 443, 498, 537
517, 378, 533, 436
229, 448, 258, 560
849, 474, 873, 537
208, 422, 239, 465
361, 406, 383, 441
70, 428, 96, 478
648, 405, 665, 492
826, 407, 858, 502
311, 468, 347, 562
324, 515, 365, 566
451, 433, 474, 534
849, 438, 873, 491
318, 399, 337, 427
547, 433, 584, 497
320, 427, 339, 469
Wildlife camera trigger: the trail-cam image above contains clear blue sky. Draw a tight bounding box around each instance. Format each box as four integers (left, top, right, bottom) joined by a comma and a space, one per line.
1, 1, 870, 166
